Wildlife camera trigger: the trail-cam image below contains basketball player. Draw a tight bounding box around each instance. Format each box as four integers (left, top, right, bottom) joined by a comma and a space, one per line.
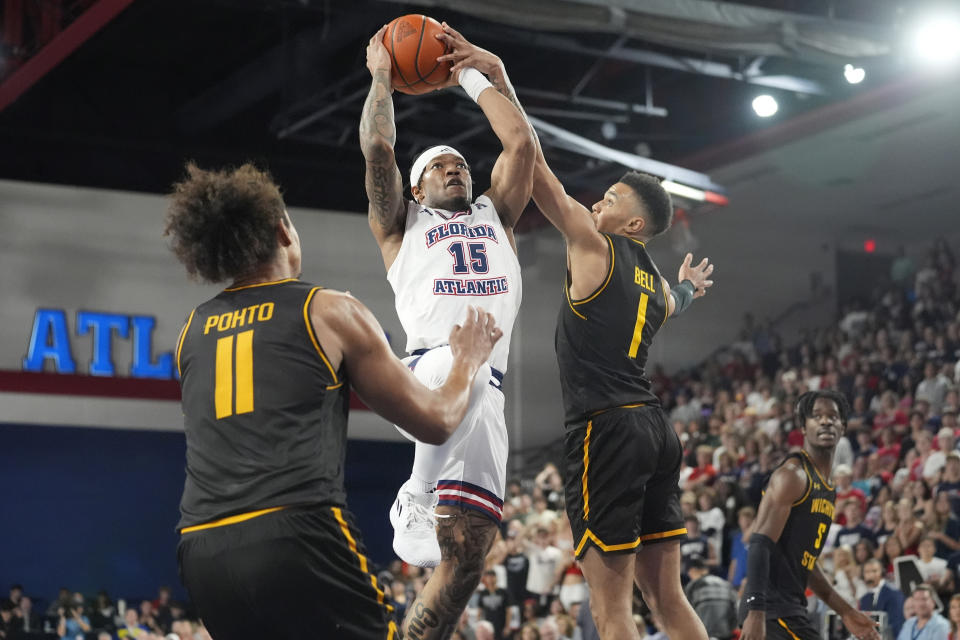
166, 162, 502, 640
740, 390, 880, 640
435, 27, 711, 640
360, 25, 534, 640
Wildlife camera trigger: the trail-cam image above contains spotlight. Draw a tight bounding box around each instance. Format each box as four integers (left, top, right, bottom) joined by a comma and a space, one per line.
844, 64, 866, 84
752, 94, 778, 118
911, 12, 960, 66
600, 121, 617, 140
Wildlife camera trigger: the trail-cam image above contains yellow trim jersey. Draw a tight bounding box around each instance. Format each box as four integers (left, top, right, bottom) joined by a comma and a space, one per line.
746, 451, 836, 619
176, 279, 349, 530
556, 234, 668, 425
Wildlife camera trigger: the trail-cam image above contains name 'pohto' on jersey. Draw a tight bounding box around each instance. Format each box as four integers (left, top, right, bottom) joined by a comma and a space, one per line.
386, 195, 522, 372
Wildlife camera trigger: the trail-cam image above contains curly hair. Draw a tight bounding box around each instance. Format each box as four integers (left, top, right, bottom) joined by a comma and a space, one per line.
164, 162, 287, 283
794, 389, 850, 427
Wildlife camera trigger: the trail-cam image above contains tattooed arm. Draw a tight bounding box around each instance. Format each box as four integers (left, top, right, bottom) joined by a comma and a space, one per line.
360, 26, 406, 272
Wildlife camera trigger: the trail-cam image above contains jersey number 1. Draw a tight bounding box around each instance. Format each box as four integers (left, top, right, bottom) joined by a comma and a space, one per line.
628, 294, 649, 358
215, 330, 254, 419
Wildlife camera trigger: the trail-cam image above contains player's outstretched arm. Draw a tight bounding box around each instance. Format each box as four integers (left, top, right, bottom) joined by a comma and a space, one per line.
808, 568, 880, 640
661, 253, 715, 317
360, 26, 406, 269
435, 23, 533, 230
311, 291, 501, 445
740, 462, 807, 640
437, 24, 599, 250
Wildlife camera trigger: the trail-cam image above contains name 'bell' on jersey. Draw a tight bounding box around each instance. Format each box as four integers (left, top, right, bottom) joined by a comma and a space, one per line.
387, 194, 521, 372
556, 233, 669, 425
176, 279, 349, 530
744, 450, 837, 619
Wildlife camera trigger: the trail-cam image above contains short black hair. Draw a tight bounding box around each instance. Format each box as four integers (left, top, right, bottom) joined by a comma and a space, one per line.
794, 390, 850, 427
618, 171, 673, 237
165, 162, 288, 284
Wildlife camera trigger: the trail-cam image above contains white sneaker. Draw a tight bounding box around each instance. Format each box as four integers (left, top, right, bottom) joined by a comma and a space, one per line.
389, 480, 441, 567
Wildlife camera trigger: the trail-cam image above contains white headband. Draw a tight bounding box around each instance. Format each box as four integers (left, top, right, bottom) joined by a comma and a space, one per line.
409, 145, 466, 188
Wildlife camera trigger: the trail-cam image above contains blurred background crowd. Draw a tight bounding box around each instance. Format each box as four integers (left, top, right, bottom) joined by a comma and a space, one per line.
3, 241, 960, 640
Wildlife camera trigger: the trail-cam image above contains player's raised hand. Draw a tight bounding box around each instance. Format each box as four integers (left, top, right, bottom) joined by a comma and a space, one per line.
449, 306, 502, 371
678, 253, 714, 298
366, 25, 392, 77
841, 609, 880, 640
435, 22, 503, 78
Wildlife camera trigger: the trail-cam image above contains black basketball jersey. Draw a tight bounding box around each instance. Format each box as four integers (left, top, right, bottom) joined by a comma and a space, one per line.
749, 450, 837, 618
175, 279, 349, 530
556, 233, 669, 425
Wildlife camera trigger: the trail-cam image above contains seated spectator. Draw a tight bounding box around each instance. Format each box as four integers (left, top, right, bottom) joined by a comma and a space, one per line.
0, 601, 14, 639
916, 537, 954, 599
684, 557, 737, 640
937, 452, 960, 516
947, 593, 960, 640
474, 620, 495, 640
728, 505, 755, 590
684, 445, 717, 491
897, 585, 949, 640
859, 557, 905, 638
477, 569, 514, 639
834, 464, 867, 525
679, 516, 716, 575
519, 622, 541, 640
695, 489, 725, 563
926, 491, 960, 559
117, 608, 148, 638
57, 602, 91, 640
830, 545, 867, 606
894, 498, 924, 556
11, 594, 41, 637
837, 499, 876, 549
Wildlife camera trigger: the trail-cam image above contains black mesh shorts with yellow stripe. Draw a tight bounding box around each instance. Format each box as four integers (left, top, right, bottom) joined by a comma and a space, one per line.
563, 404, 686, 559
764, 614, 820, 640
177, 504, 398, 640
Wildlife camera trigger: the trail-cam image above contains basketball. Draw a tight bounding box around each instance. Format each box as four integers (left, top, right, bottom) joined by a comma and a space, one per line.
382, 14, 451, 95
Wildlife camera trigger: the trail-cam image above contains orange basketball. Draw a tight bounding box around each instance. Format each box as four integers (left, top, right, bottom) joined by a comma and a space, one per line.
382, 14, 451, 95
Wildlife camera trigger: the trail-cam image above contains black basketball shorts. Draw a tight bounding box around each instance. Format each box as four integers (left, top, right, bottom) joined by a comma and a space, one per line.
766, 614, 820, 640
178, 504, 397, 640
563, 405, 685, 559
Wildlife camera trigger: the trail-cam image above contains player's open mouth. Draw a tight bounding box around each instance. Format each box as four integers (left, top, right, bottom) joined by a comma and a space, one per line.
446, 179, 464, 188
818, 430, 836, 439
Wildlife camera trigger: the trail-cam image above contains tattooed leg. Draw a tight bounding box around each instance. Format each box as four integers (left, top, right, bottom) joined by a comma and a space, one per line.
402, 506, 498, 640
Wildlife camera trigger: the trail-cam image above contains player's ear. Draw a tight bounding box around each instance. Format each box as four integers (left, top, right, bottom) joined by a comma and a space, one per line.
626, 214, 646, 235
411, 183, 424, 203
276, 215, 293, 247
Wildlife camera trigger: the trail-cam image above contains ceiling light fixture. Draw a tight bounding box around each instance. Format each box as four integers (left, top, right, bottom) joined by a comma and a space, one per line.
752, 94, 778, 118
843, 64, 866, 84
911, 11, 960, 66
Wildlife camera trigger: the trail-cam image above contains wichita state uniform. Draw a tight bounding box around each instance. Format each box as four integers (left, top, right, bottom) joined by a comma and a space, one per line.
175, 278, 396, 640
739, 450, 837, 639
557, 233, 686, 558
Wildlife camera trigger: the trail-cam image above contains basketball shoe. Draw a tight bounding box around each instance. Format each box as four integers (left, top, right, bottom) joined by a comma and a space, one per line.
390, 479, 442, 567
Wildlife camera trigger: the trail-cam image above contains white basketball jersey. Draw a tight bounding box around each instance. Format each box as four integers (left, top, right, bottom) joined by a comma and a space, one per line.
387, 195, 521, 372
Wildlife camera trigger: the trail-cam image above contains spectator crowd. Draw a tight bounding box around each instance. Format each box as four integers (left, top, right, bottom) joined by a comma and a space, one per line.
3, 239, 960, 640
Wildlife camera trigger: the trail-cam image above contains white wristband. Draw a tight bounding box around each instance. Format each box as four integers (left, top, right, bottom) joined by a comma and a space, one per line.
458, 67, 493, 103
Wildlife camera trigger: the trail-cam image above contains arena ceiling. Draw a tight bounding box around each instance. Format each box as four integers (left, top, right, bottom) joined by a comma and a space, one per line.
0, 0, 956, 223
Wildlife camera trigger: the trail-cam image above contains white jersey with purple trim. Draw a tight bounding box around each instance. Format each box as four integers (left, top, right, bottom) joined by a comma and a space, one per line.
386, 194, 521, 372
